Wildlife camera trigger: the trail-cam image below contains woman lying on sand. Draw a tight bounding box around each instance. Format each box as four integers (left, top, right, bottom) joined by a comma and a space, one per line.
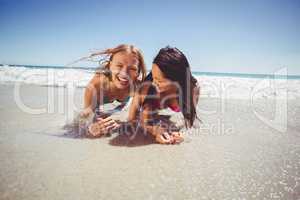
80, 44, 146, 137
128, 46, 200, 144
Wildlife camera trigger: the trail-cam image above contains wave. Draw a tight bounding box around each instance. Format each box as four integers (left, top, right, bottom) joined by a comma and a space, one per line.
1, 64, 300, 100
0, 64, 94, 87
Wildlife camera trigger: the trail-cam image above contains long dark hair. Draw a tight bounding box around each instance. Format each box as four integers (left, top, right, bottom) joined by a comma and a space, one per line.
146, 46, 198, 127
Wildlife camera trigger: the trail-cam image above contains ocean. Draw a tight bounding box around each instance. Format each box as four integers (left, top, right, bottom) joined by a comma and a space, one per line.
1, 64, 300, 100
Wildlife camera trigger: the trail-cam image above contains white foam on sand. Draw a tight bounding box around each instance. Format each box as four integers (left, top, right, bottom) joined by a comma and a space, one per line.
1, 65, 300, 100
197, 76, 300, 100
0, 65, 93, 87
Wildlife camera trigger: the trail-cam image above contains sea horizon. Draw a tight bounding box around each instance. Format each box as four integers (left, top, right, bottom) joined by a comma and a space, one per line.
1, 63, 300, 80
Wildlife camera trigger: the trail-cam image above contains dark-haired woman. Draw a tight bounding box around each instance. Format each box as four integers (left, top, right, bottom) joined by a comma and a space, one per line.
128, 47, 200, 144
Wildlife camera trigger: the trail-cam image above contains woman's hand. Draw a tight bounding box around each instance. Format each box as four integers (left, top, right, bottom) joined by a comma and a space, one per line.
170, 132, 184, 144
155, 131, 184, 144
155, 131, 173, 144
88, 117, 120, 137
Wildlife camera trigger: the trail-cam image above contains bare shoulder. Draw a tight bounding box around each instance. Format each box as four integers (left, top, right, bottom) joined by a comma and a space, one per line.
88, 73, 109, 91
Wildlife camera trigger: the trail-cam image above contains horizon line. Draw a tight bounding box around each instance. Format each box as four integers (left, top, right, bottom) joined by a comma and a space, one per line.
1, 63, 300, 78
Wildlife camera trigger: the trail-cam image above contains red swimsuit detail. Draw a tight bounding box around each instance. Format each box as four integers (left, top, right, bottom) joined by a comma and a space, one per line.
152, 99, 181, 112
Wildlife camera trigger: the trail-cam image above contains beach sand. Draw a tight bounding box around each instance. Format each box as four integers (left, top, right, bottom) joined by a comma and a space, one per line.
0, 84, 300, 199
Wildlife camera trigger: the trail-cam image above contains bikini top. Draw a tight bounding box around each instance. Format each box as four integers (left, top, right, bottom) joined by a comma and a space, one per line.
95, 95, 131, 117
151, 99, 181, 112
168, 104, 181, 112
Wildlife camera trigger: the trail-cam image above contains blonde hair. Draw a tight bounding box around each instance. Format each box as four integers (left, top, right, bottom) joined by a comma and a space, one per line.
83, 44, 146, 82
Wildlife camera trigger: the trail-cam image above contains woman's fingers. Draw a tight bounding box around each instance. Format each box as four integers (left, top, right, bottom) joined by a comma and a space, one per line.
162, 132, 171, 140
97, 117, 112, 126
88, 123, 103, 137
156, 135, 168, 144
98, 119, 119, 129
170, 132, 184, 143
98, 118, 120, 131
97, 117, 113, 123
105, 120, 117, 127
171, 132, 182, 138
88, 117, 120, 137
155, 131, 184, 144
88, 124, 112, 137
105, 124, 118, 132
156, 132, 172, 144
112, 123, 121, 130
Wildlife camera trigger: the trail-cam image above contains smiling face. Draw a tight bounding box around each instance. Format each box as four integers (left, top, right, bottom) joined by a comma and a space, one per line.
109, 51, 139, 89
152, 63, 178, 96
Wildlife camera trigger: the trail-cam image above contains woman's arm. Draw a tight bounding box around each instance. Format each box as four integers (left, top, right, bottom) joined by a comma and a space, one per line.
128, 92, 141, 122
128, 82, 182, 144
141, 105, 183, 144
141, 104, 174, 144
127, 83, 169, 143
81, 75, 100, 117
83, 74, 120, 137
128, 81, 153, 122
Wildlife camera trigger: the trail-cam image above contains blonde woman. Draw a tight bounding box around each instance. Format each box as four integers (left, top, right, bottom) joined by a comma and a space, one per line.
80, 44, 146, 137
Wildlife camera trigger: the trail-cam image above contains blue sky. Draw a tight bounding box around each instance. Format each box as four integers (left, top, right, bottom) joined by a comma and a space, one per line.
0, 0, 299, 74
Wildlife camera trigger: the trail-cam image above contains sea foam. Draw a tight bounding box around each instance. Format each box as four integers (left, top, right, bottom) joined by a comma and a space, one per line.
1, 65, 299, 100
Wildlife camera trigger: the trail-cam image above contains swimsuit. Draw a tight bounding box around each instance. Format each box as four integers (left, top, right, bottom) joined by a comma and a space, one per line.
95, 95, 131, 118
168, 104, 181, 112
151, 99, 181, 112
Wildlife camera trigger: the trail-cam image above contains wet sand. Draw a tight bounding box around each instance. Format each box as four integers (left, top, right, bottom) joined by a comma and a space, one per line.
0, 84, 299, 199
